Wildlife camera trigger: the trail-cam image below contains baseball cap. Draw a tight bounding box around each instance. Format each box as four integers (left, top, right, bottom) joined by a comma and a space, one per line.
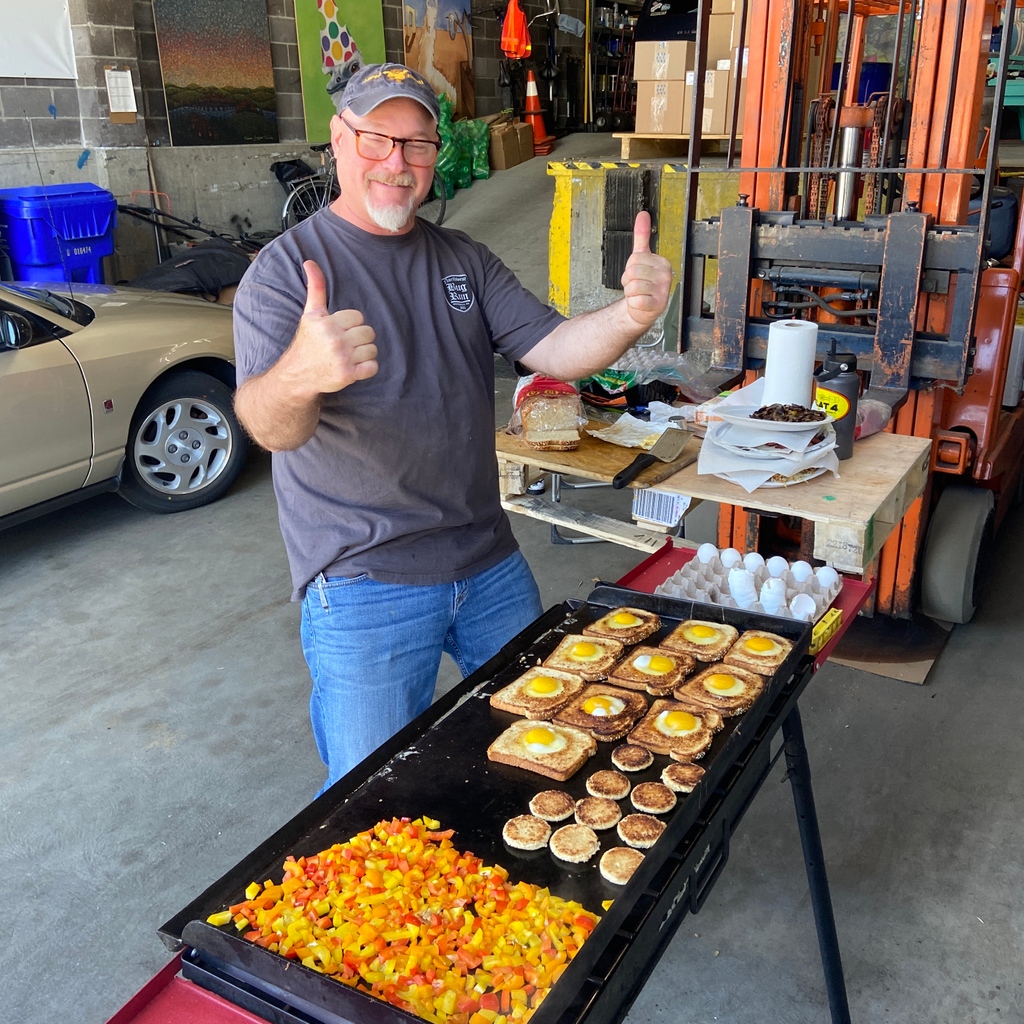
342, 63, 440, 122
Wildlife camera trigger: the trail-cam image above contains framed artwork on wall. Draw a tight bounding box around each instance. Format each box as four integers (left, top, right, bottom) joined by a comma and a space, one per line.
293, 0, 387, 144
403, 0, 474, 119
153, 0, 278, 145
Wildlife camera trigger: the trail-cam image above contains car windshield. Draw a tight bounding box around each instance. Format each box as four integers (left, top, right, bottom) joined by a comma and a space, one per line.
0, 283, 91, 325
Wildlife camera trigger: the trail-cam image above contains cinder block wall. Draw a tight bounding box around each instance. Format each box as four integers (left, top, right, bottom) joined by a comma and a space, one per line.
0, 0, 590, 279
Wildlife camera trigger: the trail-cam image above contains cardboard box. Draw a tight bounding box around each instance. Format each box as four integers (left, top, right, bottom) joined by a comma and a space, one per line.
635, 80, 687, 134
708, 13, 735, 62
513, 120, 535, 162
489, 124, 520, 170
633, 39, 696, 81
711, 0, 734, 11
703, 68, 732, 134
728, 48, 748, 134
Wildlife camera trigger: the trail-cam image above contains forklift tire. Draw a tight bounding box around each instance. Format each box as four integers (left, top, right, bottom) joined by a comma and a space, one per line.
919, 484, 995, 624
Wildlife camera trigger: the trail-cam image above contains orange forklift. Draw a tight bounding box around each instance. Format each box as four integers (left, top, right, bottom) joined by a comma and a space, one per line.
672, 0, 1024, 622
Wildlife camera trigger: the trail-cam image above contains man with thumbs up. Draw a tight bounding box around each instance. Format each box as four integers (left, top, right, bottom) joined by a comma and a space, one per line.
232, 63, 672, 793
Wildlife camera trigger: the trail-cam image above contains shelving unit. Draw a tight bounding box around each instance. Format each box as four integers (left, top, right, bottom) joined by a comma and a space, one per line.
587, 0, 641, 131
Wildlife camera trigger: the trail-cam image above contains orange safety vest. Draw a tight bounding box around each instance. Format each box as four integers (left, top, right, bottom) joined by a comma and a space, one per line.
501, 0, 532, 59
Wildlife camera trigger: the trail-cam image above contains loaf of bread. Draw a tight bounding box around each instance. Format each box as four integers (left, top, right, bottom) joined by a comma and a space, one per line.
520, 395, 581, 450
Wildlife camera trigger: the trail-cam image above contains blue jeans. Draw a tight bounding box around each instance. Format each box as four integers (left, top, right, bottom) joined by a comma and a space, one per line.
300, 549, 542, 794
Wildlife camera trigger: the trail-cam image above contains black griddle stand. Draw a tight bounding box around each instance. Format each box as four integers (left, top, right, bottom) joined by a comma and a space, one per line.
560, 670, 852, 1024
171, 587, 851, 1024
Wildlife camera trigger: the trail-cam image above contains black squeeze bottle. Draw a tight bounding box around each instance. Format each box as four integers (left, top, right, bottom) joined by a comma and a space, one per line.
815, 340, 860, 460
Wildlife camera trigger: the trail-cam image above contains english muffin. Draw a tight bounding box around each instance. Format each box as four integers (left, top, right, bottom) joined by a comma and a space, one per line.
723, 629, 794, 675
553, 683, 648, 742
574, 796, 622, 830
489, 667, 586, 719
549, 823, 600, 863
586, 769, 631, 800
661, 762, 706, 793
630, 781, 677, 815
583, 607, 661, 645
529, 789, 576, 822
599, 846, 645, 885
674, 664, 765, 717
611, 744, 655, 773
543, 635, 624, 680
617, 813, 666, 850
660, 620, 738, 661
502, 814, 552, 851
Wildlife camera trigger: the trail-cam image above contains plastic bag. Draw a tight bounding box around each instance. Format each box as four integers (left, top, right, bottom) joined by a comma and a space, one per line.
469, 118, 490, 180
506, 374, 584, 450
854, 399, 892, 440
434, 94, 458, 199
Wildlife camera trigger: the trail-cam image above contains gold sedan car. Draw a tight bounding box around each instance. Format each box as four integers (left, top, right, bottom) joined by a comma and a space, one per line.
0, 282, 247, 527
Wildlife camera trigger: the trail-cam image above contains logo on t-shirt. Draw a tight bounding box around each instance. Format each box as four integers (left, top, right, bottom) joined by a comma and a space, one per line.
442, 274, 475, 312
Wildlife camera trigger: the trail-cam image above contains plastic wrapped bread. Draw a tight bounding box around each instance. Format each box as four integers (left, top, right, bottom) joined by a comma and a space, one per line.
509, 374, 583, 451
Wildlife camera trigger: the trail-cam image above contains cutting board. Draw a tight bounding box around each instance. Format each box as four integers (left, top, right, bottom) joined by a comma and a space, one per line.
495, 424, 699, 488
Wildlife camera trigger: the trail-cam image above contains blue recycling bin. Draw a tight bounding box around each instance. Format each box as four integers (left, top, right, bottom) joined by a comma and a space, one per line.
0, 183, 117, 284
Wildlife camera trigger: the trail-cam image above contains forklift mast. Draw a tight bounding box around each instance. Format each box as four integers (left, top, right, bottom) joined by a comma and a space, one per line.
675, 0, 1024, 619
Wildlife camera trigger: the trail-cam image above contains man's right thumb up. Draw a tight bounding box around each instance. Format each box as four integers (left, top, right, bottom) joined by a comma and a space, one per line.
302, 260, 329, 316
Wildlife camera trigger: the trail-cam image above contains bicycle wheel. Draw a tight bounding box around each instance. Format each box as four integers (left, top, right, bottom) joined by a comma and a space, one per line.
416, 173, 447, 226
281, 177, 337, 232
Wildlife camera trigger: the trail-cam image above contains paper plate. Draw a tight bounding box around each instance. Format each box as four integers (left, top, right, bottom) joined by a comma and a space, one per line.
716, 407, 832, 432
706, 421, 835, 461
757, 466, 830, 488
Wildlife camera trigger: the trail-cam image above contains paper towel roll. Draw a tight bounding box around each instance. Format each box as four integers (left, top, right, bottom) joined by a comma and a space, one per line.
762, 320, 818, 407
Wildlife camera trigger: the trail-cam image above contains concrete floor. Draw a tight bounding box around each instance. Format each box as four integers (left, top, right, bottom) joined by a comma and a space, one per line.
2, 135, 1023, 1024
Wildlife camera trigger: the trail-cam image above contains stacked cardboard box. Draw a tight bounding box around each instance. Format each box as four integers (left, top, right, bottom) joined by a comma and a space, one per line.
633, 4, 748, 136
479, 113, 535, 170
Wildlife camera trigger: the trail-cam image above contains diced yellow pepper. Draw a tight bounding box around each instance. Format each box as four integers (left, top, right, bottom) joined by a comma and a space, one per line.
206, 910, 233, 927
245, 882, 262, 901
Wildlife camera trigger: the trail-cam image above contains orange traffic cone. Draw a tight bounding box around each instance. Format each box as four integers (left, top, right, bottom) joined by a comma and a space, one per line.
524, 70, 555, 155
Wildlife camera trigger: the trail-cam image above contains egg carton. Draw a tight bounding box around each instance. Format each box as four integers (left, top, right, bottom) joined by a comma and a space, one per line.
653, 544, 843, 623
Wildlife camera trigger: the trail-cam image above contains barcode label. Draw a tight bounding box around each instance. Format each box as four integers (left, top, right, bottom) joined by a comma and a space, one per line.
631, 488, 691, 527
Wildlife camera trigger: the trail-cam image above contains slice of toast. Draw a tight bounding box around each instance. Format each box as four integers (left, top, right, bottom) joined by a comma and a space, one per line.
543, 634, 624, 680
626, 699, 716, 761
659, 620, 739, 661
553, 683, 649, 742
583, 607, 661, 645
722, 629, 794, 675
610, 646, 695, 693
674, 663, 765, 717
486, 719, 597, 781
489, 667, 586, 718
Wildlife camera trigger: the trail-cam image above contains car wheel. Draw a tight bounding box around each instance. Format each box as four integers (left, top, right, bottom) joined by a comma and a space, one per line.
119, 370, 248, 513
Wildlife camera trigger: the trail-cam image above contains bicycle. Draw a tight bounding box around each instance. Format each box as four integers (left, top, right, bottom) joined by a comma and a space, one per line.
281, 142, 446, 232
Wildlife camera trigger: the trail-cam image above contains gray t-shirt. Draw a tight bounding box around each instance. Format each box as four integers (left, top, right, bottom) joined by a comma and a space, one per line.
233, 208, 565, 601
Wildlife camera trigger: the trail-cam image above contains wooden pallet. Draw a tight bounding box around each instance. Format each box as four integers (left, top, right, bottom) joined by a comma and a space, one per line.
613, 133, 741, 160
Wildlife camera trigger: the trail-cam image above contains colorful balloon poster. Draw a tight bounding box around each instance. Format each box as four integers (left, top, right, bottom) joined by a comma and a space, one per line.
403, 0, 474, 119
294, 0, 386, 143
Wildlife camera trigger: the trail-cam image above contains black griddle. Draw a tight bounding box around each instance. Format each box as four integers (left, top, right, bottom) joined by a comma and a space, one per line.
162, 585, 848, 1024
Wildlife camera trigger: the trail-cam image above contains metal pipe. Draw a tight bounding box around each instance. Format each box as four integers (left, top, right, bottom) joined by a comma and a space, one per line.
834, 125, 863, 220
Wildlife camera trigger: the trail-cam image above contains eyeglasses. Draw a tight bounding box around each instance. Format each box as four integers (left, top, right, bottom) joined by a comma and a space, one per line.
341, 116, 441, 167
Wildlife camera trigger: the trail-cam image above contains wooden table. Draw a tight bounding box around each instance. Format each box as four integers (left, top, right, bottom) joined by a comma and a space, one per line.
496, 429, 932, 573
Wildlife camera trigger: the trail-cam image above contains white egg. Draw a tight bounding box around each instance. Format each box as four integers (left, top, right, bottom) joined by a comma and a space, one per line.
791, 560, 814, 582
654, 708, 702, 737
742, 551, 766, 572
790, 593, 817, 621
816, 566, 840, 590
696, 542, 719, 565
728, 568, 758, 604
766, 555, 790, 578
759, 577, 788, 614
720, 547, 743, 568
